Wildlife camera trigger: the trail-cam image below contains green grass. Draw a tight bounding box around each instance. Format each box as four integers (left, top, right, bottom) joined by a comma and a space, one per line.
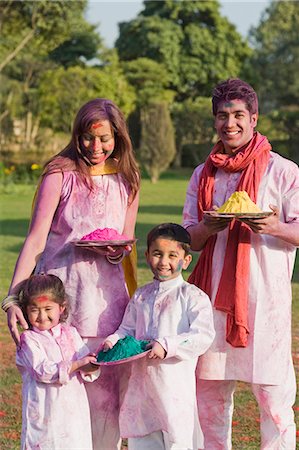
0, 173, 298, 449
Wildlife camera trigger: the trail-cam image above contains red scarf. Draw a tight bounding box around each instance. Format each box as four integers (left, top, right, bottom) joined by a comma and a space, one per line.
188, 132, 271, 347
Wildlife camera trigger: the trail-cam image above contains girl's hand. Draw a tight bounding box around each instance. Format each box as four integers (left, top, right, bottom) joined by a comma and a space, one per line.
7, 305, 29, 346
148, 341, 166, 359
71, 354, 98, 373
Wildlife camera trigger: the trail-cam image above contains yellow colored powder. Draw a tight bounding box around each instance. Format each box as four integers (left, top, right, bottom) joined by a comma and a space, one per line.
217, 191, 262, 213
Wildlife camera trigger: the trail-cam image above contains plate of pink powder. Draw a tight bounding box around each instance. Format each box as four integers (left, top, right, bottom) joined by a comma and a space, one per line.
72, 227, 137, 247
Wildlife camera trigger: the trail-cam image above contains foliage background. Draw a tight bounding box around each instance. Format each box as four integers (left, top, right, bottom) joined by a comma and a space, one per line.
1, 0, 298, 181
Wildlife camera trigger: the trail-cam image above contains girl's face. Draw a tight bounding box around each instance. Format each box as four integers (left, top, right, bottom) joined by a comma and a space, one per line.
26, 295, 65, 332
80, 119, 115, 166
146, 238, 192, 282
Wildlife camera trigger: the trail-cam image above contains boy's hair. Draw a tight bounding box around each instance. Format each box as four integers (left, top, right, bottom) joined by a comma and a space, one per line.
17, 274, 69, 325
147, 223, 191, 254
212, 78, 258, 116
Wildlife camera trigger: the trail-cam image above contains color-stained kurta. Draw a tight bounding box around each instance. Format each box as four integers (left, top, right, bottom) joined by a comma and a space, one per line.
16, 324, 94, 450
35, 171, 131, 338
183, 151, 299, 384
106, 275, 215, 449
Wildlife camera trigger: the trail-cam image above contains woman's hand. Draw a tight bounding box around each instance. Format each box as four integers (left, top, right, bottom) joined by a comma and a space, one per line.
84, 244, 131, 257
7, 305, 29, 346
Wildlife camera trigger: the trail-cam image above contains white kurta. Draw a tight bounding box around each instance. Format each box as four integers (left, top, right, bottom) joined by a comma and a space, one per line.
107, 274, 215, 449
183, 151, 299, 384
16, 324, 95, 450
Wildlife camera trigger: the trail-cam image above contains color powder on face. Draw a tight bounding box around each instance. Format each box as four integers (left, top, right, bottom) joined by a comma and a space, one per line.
176, 259, 184, 273
97, 336, 150, 362
34, 295, 50, 302
91, 122, 103, 129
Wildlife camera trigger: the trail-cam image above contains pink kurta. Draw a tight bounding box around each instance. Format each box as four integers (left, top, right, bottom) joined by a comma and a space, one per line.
16, 324, 94, 450
35, 171, 131, 338
107, 275, 215, 448
183, 151, 299, 384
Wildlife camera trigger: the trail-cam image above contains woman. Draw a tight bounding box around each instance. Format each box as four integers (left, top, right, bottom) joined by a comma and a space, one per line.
3, 98, 140, 449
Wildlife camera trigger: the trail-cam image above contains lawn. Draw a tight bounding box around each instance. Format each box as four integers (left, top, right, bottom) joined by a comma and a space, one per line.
0, 171, 298, 449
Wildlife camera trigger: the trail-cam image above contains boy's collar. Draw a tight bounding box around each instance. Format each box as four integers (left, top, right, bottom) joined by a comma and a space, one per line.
153, 274, 184, 290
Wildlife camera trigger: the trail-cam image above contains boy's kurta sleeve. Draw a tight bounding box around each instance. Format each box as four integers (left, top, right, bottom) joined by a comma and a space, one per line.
157, 286, 215, 360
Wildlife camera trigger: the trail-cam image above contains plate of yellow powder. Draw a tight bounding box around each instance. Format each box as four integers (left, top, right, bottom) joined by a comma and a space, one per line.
204, 191, 272, 219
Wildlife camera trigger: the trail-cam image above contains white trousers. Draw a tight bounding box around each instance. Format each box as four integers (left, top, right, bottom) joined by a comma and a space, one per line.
128, 430, 194, 450
197, 364, 296, 450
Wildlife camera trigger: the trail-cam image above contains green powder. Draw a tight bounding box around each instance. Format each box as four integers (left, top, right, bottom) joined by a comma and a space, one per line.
97, 336, 150, 362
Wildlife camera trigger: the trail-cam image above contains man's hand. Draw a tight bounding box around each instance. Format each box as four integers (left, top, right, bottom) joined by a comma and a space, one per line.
203, 212, 233, 235
7, 305, 29, 346
239, 205, 278, 235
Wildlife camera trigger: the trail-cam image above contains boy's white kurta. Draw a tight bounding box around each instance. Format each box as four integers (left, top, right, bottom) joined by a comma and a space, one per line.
183, 151, 299, 384
106, 274, 215, 448
16, 323, 95, 450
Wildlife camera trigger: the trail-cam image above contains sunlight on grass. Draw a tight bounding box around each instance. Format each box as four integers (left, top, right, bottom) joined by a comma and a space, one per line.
0, 174, 298, 449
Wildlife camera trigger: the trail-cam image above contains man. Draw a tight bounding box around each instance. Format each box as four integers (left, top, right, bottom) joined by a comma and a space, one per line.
183, 78, 299, 449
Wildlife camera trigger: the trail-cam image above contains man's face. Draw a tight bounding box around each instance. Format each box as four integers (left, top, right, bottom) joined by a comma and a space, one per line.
214, 99, 257, 155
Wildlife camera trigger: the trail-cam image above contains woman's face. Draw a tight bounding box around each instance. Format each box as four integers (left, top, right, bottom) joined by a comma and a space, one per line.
81, 120, 115, 166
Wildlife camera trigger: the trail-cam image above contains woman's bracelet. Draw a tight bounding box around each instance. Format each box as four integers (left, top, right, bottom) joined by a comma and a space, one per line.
106, 251, 125, 265
1, 294, 19, 312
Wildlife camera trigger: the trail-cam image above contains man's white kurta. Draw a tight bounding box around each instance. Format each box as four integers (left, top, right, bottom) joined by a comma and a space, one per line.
107, 274, 215, 448
183, 151, 299, 385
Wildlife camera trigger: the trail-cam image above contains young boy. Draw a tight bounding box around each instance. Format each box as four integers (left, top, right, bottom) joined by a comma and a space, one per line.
104, 223, 215, 450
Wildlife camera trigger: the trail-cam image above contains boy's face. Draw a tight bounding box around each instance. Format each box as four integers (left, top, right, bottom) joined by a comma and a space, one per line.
146, 238, 192, 282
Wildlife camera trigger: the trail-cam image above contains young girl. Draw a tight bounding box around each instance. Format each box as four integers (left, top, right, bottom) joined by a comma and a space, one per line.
4, 98, 140, 449
16, 274, 99, 450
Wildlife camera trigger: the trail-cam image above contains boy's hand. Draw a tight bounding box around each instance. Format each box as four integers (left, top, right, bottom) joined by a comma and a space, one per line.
103, 340, 114, 352
148, 341, 166, 359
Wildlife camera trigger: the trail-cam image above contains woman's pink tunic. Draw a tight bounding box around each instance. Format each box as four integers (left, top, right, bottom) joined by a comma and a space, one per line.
36, 171, 131, 338
183, 152, 299, 384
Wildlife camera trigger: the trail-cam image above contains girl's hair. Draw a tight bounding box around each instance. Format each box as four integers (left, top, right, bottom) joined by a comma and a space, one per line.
147, 223, 191, 255
17, 274, 69, 325
43, 98, 140, 201
212, 78, 258, 116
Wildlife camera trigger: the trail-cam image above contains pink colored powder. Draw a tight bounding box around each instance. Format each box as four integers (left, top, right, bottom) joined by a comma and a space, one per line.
81, 227, 128, 241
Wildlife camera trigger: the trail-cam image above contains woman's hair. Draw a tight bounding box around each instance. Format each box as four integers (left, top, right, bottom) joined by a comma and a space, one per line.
147, 223, 191, 255
17, 274, 69, 325
44, 98, 140, 200
212, 78, 258, 116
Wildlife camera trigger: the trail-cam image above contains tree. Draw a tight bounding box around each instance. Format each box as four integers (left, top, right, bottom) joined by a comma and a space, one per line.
116, 0, 251, 100
0, 0, 103, 158
139, 102, 176, 183
171, 97, 214, 167
247, 0, 299, 162
38, 56, 136, 133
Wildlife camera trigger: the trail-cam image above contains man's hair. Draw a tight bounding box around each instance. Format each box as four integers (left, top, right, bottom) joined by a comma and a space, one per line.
147, 223, 191, 254
212, 78, 258, 116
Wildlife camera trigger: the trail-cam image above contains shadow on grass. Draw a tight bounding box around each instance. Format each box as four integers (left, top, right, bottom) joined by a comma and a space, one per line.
138, 205, 183, 215
0, 219, 29, 237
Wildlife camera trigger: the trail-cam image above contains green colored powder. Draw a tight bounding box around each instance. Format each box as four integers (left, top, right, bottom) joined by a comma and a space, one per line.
97, 336, 150, 362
